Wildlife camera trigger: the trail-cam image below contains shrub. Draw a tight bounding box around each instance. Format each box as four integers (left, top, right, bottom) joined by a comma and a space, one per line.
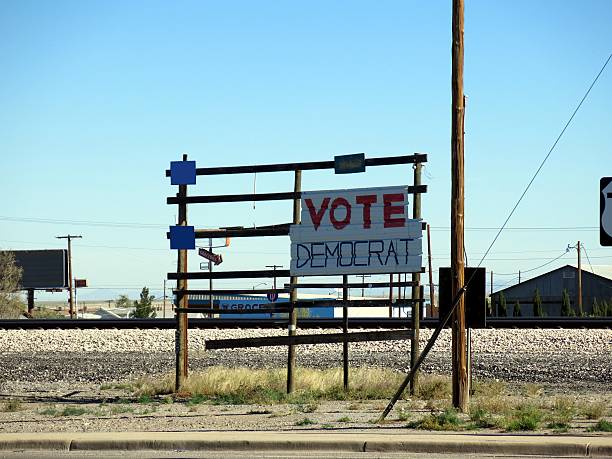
513, 301, 521, 317
407, 408, 462, 431
588, 419, 612, 432
561, 289, 573, 317
533, 288, 544, 317
505, 404, 543, 431
498, 292, 507, 317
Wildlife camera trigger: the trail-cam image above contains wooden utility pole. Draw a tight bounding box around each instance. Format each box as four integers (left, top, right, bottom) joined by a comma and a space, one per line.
451, 0, 468, 412
175, 153, 189, 391
56, 234, 82, 319
287, 170, 302, 393
410, 163, 422, 395
577, 241, 583, 316
427, 224, 435, 318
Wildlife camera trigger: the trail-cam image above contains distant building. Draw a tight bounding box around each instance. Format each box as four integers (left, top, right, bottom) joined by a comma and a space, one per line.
491, 265, 612, 317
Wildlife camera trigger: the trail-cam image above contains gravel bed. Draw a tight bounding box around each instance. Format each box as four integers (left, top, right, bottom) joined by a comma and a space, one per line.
0, 328, 610, 393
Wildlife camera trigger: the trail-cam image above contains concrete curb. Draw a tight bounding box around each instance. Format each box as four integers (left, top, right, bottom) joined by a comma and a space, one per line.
0, 432, 610, 456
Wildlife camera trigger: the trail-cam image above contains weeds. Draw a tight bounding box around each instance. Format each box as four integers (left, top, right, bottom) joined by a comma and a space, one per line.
295, 417, 315, 426
505, 404, 543, 431
337, 416, 351, 423
472, 379, 508, 397
1, 399, 22, 412
407, 408, 462, 431
416, 375, 451, 401
522, 383, 543, 398
587, 419, 612, 432
468, 407, 496, 429
579, 400, 607, 420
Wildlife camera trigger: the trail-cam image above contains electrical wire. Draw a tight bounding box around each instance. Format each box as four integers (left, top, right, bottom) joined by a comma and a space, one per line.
581, 245, 595, 274
463, 53, 612, 292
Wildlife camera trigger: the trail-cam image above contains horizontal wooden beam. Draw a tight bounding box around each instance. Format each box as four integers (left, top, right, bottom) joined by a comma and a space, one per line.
175, 307, 289, 315
195, 224, 290, 239
165, 154, 428, 177
205, 329, 413, 349
168, 269, 291, 280
167, 185, 428, 205
286, 281, 419, 289
174, 288, 291, 295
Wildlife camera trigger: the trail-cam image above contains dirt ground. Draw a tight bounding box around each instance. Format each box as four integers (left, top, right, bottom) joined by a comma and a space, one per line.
1, 379, 610, 435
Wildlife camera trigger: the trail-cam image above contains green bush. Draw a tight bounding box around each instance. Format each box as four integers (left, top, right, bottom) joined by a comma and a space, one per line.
532, 289, 544, 317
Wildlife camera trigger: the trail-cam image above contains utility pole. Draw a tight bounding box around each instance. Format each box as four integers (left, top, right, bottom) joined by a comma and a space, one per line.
266, 264, 283, 293
577, 241, 582, 316
518, 270, 521, 284
357, 274, 371, 297
342, 273, 349, 391
451, 0, 468, 412
287, 170, 301, 393
410, 162, 422, 395
56, 234, 82, 319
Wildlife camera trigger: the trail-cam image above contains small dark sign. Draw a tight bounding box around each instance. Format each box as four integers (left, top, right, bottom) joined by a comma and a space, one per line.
334, 153, 366, 174
438, 267, 486, 328
74, 279, 87, 288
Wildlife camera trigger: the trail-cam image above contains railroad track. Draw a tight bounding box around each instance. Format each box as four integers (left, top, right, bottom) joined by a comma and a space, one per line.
0, 317, 610, 330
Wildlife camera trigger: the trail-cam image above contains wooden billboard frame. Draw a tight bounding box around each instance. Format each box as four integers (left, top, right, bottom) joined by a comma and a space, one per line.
166, 153, 427, 392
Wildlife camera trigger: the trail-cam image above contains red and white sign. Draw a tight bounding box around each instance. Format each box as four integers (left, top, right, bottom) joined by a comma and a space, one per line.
198, 247, 223, 265
290, 186, 422, 276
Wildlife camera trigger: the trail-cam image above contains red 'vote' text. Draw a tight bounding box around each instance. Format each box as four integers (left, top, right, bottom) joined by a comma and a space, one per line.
304, 194, 405, 230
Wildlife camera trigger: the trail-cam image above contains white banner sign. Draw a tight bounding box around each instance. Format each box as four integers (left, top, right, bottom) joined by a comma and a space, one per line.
290, 185, 422, 276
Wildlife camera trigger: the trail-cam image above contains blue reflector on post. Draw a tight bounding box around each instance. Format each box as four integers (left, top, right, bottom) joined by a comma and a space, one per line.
169, 226, 195, 250
170, 161, 196, 185
334, 153, 366, 174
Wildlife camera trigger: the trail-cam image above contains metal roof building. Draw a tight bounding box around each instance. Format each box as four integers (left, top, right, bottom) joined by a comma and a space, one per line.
492, 265, 612, 317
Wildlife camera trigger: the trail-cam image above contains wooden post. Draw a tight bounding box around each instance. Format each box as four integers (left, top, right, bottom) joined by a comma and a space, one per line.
427, 224, 435, 318
451, 0, 468, 412
27, 289, 34, 315
342, 273, 349, 391
388, 274, 394, 317
577, 240, 583, 316
410, 162, 422, 395
287, 169, 302, 393
175, 153, 189, 392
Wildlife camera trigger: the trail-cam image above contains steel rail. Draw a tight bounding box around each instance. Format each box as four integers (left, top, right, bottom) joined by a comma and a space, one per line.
0, 317, 610, 330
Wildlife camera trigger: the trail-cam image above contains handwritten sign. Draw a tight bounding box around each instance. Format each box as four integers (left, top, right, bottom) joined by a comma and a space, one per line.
290, 186, 422, 276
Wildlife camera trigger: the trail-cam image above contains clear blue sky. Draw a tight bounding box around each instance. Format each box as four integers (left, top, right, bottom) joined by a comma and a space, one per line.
1, 1, 610, 301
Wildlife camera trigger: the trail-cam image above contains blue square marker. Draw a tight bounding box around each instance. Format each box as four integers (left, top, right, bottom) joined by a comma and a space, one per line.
170, 160, 196, 185
169, 225, 195, 250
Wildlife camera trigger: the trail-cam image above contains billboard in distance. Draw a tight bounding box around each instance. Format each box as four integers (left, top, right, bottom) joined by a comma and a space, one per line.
12, 250, 68, 289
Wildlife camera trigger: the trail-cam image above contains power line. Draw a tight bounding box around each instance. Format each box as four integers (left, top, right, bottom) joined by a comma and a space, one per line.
581, 245, 595, 274
470, 54, 612, 272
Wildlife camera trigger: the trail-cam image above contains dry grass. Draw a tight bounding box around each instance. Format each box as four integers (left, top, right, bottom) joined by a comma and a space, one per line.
578, 399, 608, 420
416, 375, 451, 401
472, 379, 508, 397
133, 366, 405, 404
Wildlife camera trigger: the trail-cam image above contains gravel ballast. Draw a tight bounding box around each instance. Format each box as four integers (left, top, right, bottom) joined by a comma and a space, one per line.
0, 328, 610, 392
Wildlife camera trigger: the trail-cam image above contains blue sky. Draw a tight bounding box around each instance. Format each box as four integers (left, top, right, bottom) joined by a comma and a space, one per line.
1, 1, 610, 301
